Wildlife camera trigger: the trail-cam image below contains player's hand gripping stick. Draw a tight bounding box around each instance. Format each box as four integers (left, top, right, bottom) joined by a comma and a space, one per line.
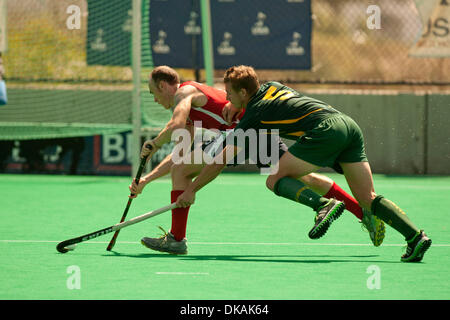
106, 144, 154, 251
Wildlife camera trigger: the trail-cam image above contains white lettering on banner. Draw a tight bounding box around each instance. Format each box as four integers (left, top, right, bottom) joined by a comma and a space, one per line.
410, 0, 450, 57
184, 11, 201, 35
286, 32, 305, 56
122, 10, 132, 33
126, 133, 133, 164
104, 133, 174, 166
44, 145, 62, 163
90, 29, 107, 51
153, 30, 170, 54
11, 141, 25, 162
217, 32, 235, 55
103, 134, 126, 163
251, 12, 270, 36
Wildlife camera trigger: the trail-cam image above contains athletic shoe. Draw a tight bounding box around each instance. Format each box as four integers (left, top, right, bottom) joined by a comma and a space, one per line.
360, 208, 385, 247
141, 226, 188, 255
308, 198, 345, 239
401, 230, 432, 262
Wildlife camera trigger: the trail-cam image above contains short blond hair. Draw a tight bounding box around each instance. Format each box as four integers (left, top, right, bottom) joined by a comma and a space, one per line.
224, 65, 260, 96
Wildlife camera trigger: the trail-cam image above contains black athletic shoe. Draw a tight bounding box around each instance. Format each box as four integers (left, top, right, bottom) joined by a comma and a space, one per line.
141, 227, 187, 255
401, 230, 432, 263
308, 198, 345, 239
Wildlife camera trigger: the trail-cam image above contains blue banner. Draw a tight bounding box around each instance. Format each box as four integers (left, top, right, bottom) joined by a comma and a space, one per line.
150, 0, 311, 69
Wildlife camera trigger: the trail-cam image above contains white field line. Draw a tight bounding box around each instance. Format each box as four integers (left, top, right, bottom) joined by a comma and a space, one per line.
140, 178, 450, 190
155, 272, 209, 275
0, 240, 449, 247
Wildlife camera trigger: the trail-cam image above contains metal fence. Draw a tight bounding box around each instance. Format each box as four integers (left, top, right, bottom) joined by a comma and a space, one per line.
2, 0, 449, 85
275, 0, 449, 84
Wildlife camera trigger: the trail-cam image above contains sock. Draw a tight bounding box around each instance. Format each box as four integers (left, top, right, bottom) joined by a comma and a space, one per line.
324, 182, 363, 220
371, 195, 419, 241
170, 190, 190, 241
274, 177, 329, 211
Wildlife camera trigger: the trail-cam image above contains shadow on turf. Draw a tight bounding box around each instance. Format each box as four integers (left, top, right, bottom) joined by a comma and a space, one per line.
105, 251, 400, 264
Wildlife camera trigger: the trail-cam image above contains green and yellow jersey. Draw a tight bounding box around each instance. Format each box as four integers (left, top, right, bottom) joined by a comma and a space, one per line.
235, 81, 341, 139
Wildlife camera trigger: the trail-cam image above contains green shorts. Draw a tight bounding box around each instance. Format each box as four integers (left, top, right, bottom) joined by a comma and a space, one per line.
288, 114, 368, 173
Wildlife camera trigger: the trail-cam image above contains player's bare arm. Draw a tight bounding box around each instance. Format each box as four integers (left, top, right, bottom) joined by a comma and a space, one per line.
176, 144, 239, 207
222, 102, 242, 124
130, 124, 196, 198
141, 85, 205, 159
128, 153, 174, 198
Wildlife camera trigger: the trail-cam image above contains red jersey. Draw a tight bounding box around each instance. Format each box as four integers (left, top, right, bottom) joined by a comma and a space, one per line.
179, 81, 243, 131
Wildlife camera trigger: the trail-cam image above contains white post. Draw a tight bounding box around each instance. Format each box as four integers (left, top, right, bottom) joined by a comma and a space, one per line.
131, 0, 142, 177
200, 0, 214, 86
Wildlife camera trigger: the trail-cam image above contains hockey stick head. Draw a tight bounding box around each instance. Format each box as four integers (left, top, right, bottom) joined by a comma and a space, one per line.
58, 203, 175, 254
57, 239, 77, 253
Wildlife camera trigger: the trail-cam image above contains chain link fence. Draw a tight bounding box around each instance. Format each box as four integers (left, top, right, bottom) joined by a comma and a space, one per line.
2, 0, 449, 85
259, 0, 449, 84
3, 0, 131, 85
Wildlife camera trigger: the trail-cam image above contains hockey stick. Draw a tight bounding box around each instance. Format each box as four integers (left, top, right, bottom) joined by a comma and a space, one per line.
106, 144, 153, 251
56, 203, 177, 253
